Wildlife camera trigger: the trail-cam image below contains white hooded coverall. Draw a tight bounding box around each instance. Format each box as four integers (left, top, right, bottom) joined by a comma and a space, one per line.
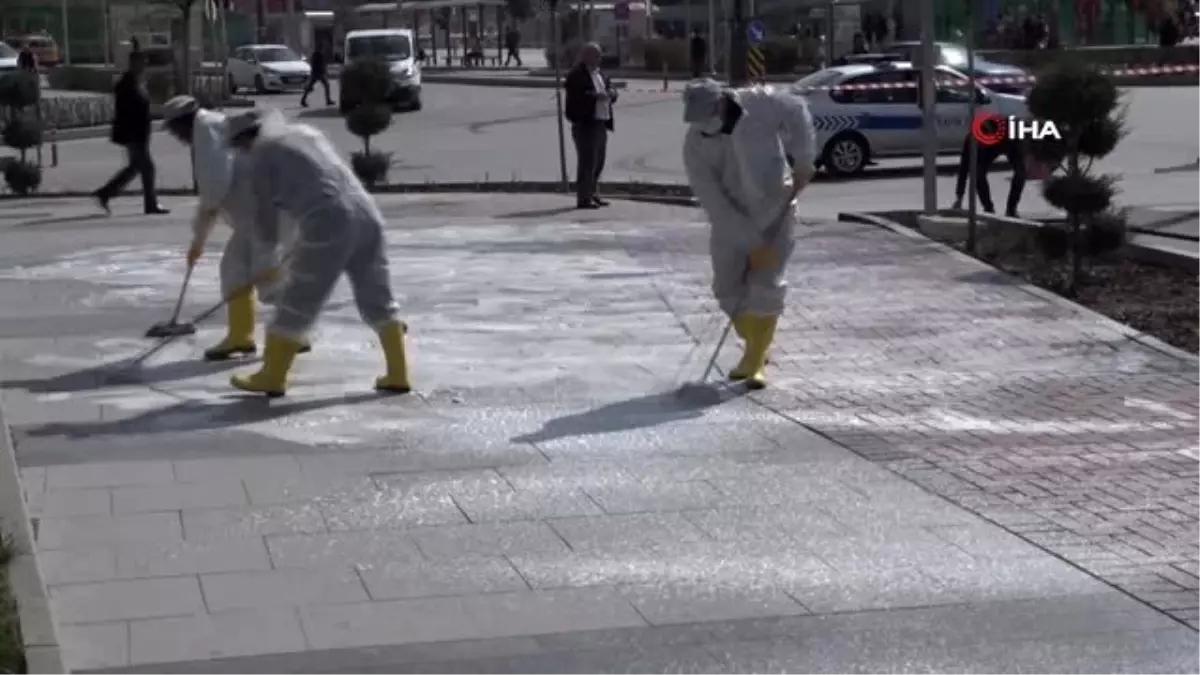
682, 84, 816, 318
188, 109, 281, 299
247, 120, 398, 341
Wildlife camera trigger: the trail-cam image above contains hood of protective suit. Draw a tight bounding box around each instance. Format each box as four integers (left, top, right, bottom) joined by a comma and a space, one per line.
683, 78, 744, 135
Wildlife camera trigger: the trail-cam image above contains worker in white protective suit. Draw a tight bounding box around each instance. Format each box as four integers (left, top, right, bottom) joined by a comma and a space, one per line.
223, 109, 410, 398
160, 96, 309, 362
681, 79, 817, 390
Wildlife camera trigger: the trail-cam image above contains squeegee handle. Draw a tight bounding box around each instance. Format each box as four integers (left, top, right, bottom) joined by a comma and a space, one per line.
168, 265, 194, 325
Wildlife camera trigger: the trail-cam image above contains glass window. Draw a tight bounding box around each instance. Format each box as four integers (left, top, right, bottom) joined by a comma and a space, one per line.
254, 47, 301, 62
791, 69, 842, 94
934, 68, 985, 104
347, 34, 412, 61
833, 70, 919, 105
0, 43, 16, 58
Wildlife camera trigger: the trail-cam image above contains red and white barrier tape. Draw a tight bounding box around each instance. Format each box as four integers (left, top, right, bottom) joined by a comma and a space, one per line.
619, 62, 1199, 94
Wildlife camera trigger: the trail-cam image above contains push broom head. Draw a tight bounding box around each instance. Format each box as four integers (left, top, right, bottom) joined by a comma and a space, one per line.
144, 321, 197, 339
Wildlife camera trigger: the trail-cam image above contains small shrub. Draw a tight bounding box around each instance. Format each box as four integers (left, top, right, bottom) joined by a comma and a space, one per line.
340, 58, 393, 111
3, 159, 42, 195
350, 151, 391, 186
2, 114, 43, 157
345, 103, 392, 154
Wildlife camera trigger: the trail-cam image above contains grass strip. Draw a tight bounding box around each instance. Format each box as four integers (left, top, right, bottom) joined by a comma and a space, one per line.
0, 529, 23, 675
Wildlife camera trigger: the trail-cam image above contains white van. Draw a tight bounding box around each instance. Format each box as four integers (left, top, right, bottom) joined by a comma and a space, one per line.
341, 28, 423, 112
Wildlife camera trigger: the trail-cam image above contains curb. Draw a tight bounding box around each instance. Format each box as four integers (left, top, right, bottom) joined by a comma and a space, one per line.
421, 74, 628, 89
841, 210, 1199, 365
0, 405, 64, 673
0, 180, 695, 201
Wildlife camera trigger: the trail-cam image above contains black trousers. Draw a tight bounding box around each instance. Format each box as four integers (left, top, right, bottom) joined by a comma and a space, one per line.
954, 136, 1027, 216
505, 47, 522, 66
97, 142, 157, 211
571, 121, 608, 204
301, 74, 332, 104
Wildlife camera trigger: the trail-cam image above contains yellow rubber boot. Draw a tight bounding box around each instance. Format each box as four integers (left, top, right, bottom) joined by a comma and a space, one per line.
740, 314, 779, 391
374, 320, 412, 394
204, 290, 257, 361
230, 333, 302, 398
728, 315, 757, 381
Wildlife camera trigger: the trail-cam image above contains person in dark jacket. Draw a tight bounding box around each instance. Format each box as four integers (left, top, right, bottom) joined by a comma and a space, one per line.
16, 48, 36, 72
300, 44, 334, 107
504, 27, 522, 66
564, 42, 616, 209
94, 51, 168, 215
951, 132, 1027, 218
689, 29, 707, 78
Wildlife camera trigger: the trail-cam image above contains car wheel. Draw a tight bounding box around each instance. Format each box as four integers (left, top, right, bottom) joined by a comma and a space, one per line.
409, 97, 422, 112
254, 74, 267, 94
821, 133, 869, 177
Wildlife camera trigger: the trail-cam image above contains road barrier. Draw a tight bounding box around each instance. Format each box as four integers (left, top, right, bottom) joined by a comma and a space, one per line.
615, 62, 1200, 94
748, 47, 766, 82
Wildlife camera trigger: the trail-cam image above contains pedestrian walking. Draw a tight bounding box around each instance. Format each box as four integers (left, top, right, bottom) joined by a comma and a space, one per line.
93, 51, 168, 215
300, 44, 334, 107
682, 79, 816, 389
951, 133, 1027, 218
690, 29, 708, 78
504, 27, 522, 66
564, 43, 617, 210
224, 110, 411, 398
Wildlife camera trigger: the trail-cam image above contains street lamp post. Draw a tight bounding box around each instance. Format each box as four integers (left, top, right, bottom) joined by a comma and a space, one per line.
919, 0, 937, 214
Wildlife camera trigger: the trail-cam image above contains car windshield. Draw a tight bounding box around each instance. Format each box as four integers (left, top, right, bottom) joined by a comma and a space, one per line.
0, 43, 16, 58
348, 34, 411, 61
255, 47, 301, 62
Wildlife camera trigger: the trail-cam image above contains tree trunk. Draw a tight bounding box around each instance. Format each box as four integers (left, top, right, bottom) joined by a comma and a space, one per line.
179, 3, 194, 96
1067, 147, 1082, 295
364, 135, 371, 154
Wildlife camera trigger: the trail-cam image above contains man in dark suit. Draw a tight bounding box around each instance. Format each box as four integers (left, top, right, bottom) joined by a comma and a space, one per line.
300, 43, 334, 107
94, 51, 168, 215
564, 42, 616, 209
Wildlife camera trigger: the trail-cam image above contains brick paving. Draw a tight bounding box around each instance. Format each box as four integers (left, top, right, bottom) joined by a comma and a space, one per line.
632, 218, 1200, 628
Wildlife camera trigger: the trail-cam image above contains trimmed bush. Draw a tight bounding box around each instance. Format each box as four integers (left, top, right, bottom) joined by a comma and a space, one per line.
340, 58, 393, 112
0, 71, 40, 109
3, 158, 41, 195
346, 103, 392, 154
350, 151, 392, 187
46, 65, 117, 93
2, 114, 43, 155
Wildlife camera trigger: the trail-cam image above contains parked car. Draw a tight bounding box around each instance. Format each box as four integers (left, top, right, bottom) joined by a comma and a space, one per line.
4, 32, 59, 67
0, 42, 18, 73
791, 60, 1030, 176
885, 41, 1031, 94
227, 44, 311, 94
341, 29, 423, 113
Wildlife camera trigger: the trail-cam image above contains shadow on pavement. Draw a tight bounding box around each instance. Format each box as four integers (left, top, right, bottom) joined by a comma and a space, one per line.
495, 206, 579, 219
295, 106, 341, 119
22, 391, 384, 439
1, 358, 247, 394
511, 387, 742, 443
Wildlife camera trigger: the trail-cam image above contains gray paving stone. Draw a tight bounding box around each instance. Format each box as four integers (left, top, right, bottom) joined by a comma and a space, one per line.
243, 474, 382, 506
297, 596, 486, 650
498, 461, 641, 493
453, 488, 605, 523
618, 583, 809, 626
181, 503, 327, 542
45, 460, 175, 490
20, 466, 47, 494
129, 608, 307, 665
463, 587, 649, 640
925, 557, 1114, 603
546, 513, 711, 553
115, 538, 274, 578
36, 512, 183, 550
266, 530, 425, 570
50, 576, 205, 623
408, 521, 572, 559
682, 504, 849, 544
36, 547, 119, 585
373, 468, 514, 501
58, 621, 130, 671
200, 567, 369, 611
783, 565, 954, 614
25, 487, 112, 518
171, 455, 303, 483
358, 557, 529, 601
925, 523, 1053, 560
584, 480, 728, 514
319, 491, 468, 531
112, 479, 248, 514
801, 532, 979, 571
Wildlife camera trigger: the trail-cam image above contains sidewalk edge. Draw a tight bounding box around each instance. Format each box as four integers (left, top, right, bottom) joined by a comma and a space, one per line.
840, 211, 1199, 365
0, 403, 65, 674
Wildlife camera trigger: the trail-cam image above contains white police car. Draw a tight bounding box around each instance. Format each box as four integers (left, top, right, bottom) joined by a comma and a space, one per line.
790, 61, 1031, 177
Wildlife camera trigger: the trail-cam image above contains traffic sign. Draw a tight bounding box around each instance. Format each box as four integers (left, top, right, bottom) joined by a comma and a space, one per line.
747, 19, 765, 44
614, 0, 630, 21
